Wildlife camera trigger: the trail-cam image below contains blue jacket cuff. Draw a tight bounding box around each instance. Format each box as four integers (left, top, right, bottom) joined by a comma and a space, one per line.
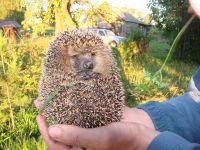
148, 131, 200, 150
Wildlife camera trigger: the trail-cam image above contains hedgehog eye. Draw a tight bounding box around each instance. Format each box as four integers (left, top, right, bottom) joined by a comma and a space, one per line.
91, 52, 96, 56
71, 55, 78, 59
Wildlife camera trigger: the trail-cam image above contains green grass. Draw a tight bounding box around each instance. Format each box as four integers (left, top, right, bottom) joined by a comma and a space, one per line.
116, 32, 199, 106
0, 32, 199, 149
0, 37, 50, 149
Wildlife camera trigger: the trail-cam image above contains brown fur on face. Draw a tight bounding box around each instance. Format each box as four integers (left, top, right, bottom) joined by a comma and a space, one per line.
59, 45, 72, 72
44, 30, 115, 78
59, 44, 113, 78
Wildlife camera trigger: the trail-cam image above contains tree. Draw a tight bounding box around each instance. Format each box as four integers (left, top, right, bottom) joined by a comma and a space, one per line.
22, 0, 48, 36
44, 1, 118, 34
22, 0, 119, 35
46, 0, 90, 34
148, 0, 189, 33
149, 0, 200, 63
0, 0, 25, 24
76, 2, 119, 29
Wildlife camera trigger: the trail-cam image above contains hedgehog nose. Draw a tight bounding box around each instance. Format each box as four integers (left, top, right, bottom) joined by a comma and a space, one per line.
84, 61, 93, 69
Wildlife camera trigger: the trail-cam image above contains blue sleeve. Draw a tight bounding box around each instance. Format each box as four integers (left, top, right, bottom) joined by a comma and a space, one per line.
137, 68, 200, 149
148, 131, 200, 150
138, 97, 200, 143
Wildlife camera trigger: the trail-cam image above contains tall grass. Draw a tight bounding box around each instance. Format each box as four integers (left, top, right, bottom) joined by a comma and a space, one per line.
0, 36, 50, 149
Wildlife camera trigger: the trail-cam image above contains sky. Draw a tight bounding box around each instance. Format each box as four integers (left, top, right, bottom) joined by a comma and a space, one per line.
92, 0, 151, 15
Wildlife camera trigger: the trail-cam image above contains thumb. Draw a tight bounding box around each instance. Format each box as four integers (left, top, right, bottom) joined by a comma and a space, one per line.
48, 123, 135, 150
189, 0, 200, 17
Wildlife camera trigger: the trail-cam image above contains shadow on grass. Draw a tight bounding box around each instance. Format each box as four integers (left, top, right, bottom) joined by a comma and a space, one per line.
113, 37, 199, 106
112, 47, 138, 107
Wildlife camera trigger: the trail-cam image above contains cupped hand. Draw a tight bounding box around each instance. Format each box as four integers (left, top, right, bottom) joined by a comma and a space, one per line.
35, 98, 85, 150
34, 98, 159, 150
47, 121, 159, 150
36, 115, 74, 150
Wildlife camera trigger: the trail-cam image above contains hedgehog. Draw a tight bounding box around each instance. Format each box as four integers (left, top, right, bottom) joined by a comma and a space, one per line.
38, 30, 125, 128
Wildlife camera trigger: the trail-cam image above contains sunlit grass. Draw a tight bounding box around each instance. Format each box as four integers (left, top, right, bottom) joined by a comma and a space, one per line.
116, 32, 199, 106
0, 37, 51, 149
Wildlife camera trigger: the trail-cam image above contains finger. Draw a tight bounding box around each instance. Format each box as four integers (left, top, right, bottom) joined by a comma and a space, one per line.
36, 115, 70, 150
48, 123, 133, 150
71, 147, 85, 150
189, 0, 200, 17
34, 98, 43, 109
37, 115, 58, 147
48, 124, 112, 150
188, 6, 194, 14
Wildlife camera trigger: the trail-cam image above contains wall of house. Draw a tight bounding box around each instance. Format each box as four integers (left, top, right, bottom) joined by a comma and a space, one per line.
116, 22, 150, 37
119, 22, 139, 37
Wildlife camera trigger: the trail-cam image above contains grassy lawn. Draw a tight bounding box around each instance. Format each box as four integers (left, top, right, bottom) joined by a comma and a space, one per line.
0, 33, 199, 149
116, 32, 199, 107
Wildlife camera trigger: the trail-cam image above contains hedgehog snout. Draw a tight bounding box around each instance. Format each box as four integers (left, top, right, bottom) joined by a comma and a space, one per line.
83, 60, 93, 70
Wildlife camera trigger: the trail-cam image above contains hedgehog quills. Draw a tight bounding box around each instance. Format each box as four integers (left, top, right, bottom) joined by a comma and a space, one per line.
38, 30, 125, 128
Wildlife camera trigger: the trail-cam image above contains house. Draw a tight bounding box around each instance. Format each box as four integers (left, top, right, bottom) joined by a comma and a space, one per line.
0, 20, 21, 41
96, 8, 152, 37
78, 6, 152, 37
115, 10, 152, 36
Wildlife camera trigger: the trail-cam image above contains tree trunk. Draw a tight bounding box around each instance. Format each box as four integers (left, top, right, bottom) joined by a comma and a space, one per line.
55, 0, 76, 35
67, 0, 79, 28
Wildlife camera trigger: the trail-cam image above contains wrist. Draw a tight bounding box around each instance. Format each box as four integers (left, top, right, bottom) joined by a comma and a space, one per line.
136, 125, 160, 150
122, 107, 155, 130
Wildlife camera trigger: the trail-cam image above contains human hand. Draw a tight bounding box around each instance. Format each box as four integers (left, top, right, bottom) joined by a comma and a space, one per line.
35, 98, 84, 150
188, 0, 200, 17
46, 121, 159, 150
35, 98, 158, 150
36, 115, 76, 150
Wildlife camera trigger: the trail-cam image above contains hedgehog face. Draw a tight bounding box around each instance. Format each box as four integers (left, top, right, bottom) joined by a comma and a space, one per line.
68, 47, 97, 80
57, 31, 113, 79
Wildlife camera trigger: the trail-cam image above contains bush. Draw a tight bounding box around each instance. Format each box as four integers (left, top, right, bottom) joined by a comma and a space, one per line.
122, 28, 151, 56
0, 37, 50, 149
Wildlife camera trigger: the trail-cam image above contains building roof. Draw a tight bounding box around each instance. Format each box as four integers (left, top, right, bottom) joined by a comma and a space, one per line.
0, 20, 21, 28
113, 8, 149, 26
121, 12, 145, 24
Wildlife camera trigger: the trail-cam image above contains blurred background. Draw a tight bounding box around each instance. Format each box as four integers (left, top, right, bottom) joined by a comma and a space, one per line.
0, 0, 199, 149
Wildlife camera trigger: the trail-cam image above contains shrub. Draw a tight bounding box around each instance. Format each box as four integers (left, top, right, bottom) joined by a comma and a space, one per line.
0, 36, 50, 149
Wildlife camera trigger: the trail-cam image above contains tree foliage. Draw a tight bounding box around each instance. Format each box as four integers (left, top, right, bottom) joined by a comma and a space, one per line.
22, 0, 49, 36
148, 0, 189, 33
0, 0, 25, 23
23, 0, 118, 35
149, 0, 200, 63
76, 2, 118, 28
46, 0, 90, 34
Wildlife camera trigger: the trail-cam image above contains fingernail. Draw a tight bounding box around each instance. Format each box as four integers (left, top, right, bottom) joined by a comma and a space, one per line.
48, 127, 62, 139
